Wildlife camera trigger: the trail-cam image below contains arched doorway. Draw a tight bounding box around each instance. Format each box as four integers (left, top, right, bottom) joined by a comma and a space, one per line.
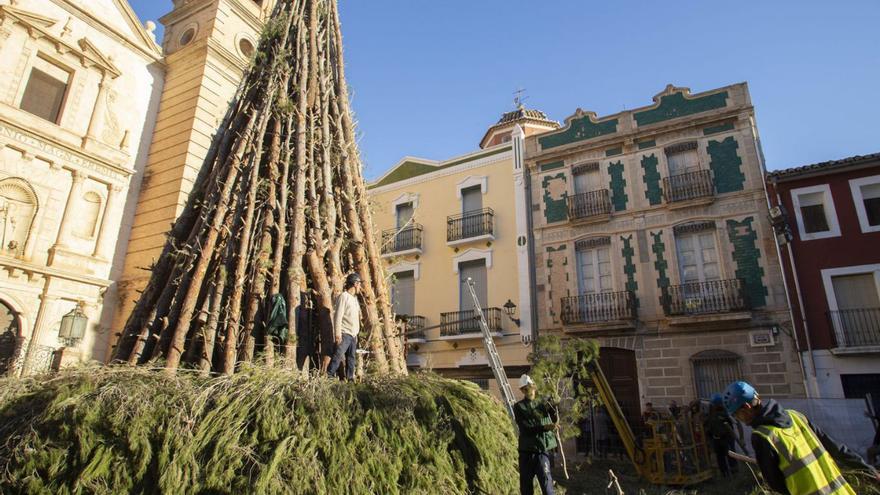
0, 299, 22, 375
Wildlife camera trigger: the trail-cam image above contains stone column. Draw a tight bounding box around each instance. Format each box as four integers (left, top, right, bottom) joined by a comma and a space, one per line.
92, 183, 122, 259
54, 170, 86, 249
19, 293, 57, 377
83, 73, 110, 147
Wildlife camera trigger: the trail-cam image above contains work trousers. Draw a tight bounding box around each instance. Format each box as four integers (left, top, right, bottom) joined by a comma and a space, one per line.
327, 334, 356, 381
711, 437, 737, 476
519, 451, 555, 495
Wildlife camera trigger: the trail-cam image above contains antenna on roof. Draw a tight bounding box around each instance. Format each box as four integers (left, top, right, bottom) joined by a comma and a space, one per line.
514, 87, 528, 109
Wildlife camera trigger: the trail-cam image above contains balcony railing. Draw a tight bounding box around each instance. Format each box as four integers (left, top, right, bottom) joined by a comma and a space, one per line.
828, 308, 880, 349
663, 169, 714, 203
567, 189, 612, 220
440, 307, 502, 336
447, 208, 494, 242
561, 291, 637, 325
381, 224, 423, 255
662, 279, 749, 316
397, 314, 427, 341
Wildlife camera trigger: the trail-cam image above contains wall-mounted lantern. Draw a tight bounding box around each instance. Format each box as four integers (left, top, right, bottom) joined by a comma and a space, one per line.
58, 302, 88, 347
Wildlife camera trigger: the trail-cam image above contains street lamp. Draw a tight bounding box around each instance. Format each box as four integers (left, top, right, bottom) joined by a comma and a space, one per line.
503, 299, 520, 326
58, 303, 88, 347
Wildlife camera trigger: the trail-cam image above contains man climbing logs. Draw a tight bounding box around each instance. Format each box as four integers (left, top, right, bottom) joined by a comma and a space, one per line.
514, 374, 558, 495
723, 381, 878, 495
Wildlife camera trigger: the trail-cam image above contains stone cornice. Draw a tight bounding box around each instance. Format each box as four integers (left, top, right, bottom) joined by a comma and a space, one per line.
48, 0, 164, 61
0, 117, 134, 180
0, 5, 122, 77
368, 150, 513, 195
526, 108, 752, 171
0, 254, 111, 288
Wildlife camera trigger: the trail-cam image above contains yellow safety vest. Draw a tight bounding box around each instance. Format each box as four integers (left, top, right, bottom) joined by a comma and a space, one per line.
753, 409, 854, 495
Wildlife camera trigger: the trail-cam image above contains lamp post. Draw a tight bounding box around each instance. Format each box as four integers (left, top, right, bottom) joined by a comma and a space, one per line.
58, 302, 88, 347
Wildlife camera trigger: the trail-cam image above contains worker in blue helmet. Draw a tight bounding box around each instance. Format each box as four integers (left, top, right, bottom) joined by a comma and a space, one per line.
723, 381, 877, 494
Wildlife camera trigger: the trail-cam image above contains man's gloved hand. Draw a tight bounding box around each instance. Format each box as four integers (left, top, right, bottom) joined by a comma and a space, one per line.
543, 423, 557, 431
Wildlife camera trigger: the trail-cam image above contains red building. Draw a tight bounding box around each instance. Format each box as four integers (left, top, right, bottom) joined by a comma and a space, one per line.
767, 153, 880, 406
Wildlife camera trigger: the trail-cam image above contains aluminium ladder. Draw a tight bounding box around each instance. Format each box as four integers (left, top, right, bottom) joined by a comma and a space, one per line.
464, 277, 516, 423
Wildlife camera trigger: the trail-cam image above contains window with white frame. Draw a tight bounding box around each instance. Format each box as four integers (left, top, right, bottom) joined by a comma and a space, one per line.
576, 246, 612, 294
823, 265, 880, 348
675, 231, 720, 284
791, 184, 840, 240
19, 56, 71, 124
850, 175, 880, 233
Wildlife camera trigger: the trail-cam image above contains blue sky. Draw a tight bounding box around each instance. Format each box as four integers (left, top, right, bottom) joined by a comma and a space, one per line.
131, 1, 880, 179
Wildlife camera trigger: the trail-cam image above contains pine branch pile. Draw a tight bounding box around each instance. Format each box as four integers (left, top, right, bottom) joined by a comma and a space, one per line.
0, 367, 518, 494
112, 0, 405, 374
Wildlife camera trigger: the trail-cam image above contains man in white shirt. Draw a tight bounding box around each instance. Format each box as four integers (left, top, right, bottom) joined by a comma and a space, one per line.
327, 272, 362, 380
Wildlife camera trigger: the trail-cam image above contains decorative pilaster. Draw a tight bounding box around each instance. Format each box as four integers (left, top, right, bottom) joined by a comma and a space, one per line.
92, 183, 122, 259
54, 170, 86, 249
83, 74, 110, 147
19, 293, 57, 377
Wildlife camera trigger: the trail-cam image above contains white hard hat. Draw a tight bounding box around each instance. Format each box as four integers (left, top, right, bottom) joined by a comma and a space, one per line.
519, 374, 535, 389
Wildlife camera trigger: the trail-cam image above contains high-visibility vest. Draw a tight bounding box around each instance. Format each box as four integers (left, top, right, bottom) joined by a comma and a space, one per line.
753, 409, 854, 495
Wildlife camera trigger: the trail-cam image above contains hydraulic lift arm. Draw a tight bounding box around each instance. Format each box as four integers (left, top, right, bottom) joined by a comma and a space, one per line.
587, 360, 645, 477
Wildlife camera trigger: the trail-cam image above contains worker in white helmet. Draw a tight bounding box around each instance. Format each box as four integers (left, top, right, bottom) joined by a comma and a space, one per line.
513, 374, 558, 495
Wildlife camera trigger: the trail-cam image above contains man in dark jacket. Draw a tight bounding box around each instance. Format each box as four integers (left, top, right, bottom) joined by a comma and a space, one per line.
513, 374, 557, 495
724, 381, 877, 495
705, 394, 737, 476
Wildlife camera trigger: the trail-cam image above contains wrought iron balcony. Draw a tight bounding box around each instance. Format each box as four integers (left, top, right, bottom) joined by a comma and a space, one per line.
397, 314, 427, 341
381, 224, 423, 255
567, 189, 612, 221
561, 291, 637, 325
663, 169, 714, 203
662, 279, 749, 316
447, 208, 494, 243
440, 307, 502, 336
828, 308, 880, 349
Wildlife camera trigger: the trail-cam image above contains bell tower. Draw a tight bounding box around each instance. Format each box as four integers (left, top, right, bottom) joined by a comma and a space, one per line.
108, 0, 274, 357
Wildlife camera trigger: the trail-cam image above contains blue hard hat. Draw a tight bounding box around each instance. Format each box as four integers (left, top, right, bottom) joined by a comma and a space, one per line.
723, 381, 756, 415
710, 393, 723, 406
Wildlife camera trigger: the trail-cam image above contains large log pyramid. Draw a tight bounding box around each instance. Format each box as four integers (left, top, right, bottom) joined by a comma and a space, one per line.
113, 0, 405, 374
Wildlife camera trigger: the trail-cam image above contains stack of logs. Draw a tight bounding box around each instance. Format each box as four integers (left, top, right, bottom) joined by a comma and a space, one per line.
112, 0, 405, 374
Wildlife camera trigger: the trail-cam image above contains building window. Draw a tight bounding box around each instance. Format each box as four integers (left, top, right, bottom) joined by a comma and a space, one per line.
239, 38, 256, 58
850, 175, 880, 233
391, 270, 415, 317
691, 350, 742, 399
396, 202, 413, 229
790, 184, 840, 240
666, 146, 700, 176
576, 245, 611, 294
675, 231, 719, 284
828, 271, 880, 348
179, 25, 197, 47
19, 56, 71, 124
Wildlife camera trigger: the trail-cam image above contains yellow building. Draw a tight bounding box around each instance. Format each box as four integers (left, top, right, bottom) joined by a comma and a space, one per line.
0, 0, 164, 374
367, 107, 557, 395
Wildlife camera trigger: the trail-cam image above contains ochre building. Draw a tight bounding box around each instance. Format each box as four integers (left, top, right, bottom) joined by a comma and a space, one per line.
367, 107, 557, 395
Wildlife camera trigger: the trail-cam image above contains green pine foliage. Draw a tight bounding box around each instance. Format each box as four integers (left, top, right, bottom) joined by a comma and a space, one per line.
0, 367, 517, 494
527, 335, 599, 442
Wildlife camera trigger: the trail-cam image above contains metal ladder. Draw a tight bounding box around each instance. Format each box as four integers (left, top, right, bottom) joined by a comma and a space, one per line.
464, 277, 516, 422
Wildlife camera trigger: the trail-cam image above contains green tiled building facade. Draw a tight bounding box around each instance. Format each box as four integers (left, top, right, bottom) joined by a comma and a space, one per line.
524, 83, 805, 421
